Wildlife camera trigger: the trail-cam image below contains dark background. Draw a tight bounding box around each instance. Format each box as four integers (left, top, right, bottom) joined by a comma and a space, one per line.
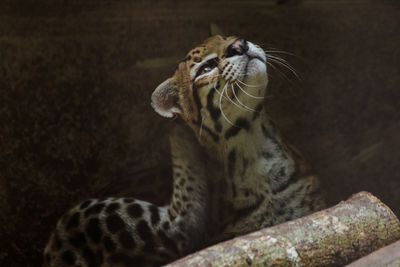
1, 0, 399, 266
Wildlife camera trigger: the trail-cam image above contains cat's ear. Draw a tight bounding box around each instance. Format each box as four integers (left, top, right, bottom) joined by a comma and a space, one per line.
209, 22, 224, 37
151, 78, 181, 118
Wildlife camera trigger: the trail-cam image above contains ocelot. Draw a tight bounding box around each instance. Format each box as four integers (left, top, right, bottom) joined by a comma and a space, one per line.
44, 35, 325, 267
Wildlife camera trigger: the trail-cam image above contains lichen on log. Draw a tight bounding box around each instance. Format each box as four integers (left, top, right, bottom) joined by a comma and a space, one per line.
165, 191, 400, 267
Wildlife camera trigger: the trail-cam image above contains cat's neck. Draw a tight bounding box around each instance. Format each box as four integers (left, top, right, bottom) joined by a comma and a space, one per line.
217, 109, 301, 204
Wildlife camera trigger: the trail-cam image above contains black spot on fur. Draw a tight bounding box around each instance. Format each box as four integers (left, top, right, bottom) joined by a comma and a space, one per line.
137, 220, 156, 252
69, 231, 86, 248
178, 178, 186, 186
137, 220, 153, 240
123, 198, 134, 203
80, 200, 92, 210
162, 221, 170, 231
127, 203, 143, 218
232, 183, 237, 198
225, 118, 250, 140
82, 246, 96, 267
192, 84, 203, 125
262, 151, 273, 159
173, 164, 182, 170
86, 218, 103, 243
103, 235, 116, 253
106, 202, 120, 214
215, 122, 222, 132
277, 207, 285, 216
228, 149, 236, 178
261, 124, 278, 145
233, 196, 265, 224
110, 253, 145, 266
52, 233, 62, 250
119, 230, 136, 249
149, 205, 160, 226
186, 186, 193, 192
244, 189, 250, 197
106, 214, 125, 233
97, 250, 104, 265
192, 84, 220, 143
272, 172, 299, 194
279, 167, 285, 177
66, 212, 80, 230
178, 221, 186, 231
252, 103, 264, 121
176, 233, 186, 241
206, 87, 221, 121
84, 203, 105, 217
193, 118, 220, 142
61, 250, 76, 265
158, 230, 179, 255
203, 125, 220, 141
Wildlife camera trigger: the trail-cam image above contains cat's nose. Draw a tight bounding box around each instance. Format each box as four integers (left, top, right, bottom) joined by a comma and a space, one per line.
226, 38, 249, 58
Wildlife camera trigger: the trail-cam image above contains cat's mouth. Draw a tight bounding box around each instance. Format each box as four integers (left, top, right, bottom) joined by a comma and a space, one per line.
244, 55, 265, 74
247, 55, 265, 63
242, 42, 267, 78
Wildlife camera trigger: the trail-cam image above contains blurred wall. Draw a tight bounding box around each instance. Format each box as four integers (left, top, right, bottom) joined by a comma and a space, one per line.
0, 0, 399, 266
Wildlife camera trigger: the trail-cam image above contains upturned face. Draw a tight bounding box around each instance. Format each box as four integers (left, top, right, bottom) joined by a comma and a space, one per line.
152, 35, 268, 146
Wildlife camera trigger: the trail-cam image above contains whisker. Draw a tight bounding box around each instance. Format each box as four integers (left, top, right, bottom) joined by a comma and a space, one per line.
268, 58, 300, 80
219, 82, 238, 127
267, 54, 294, 66
267, 55, 300, 80
235, 81, 265, 99
199, 116, 204, 140
236, 79, 263, 88
264, 50, 296, 57
231, 84, 258, 112
266, 61, 295, 85
213, 82, 231, 102
223, 82, 253, 112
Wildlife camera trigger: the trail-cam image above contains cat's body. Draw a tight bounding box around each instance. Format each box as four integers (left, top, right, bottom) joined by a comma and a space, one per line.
44, 35, 325, 267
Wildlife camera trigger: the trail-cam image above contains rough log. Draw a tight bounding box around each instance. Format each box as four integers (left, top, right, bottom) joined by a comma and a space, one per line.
345, 239, 400, 267
165, 191, 400, 267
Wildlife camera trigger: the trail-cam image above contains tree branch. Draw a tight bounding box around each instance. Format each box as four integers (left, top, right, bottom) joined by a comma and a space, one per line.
165, 191, 400, 266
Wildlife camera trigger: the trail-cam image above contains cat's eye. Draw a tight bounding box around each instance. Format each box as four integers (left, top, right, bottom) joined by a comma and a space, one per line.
195, 58, 218, 79
202, 66, 212, 74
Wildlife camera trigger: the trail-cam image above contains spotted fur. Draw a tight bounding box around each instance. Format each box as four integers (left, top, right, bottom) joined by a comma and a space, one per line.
44, 125, 209, 267
151, 35, 325, 242
44, 36, 325, 267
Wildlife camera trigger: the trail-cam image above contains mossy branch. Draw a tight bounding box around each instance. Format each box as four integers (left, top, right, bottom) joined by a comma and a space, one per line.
165, 191, 400, 267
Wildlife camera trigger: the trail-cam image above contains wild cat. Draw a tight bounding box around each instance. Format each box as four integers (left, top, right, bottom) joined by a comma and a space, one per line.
44, 35, 325, 267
